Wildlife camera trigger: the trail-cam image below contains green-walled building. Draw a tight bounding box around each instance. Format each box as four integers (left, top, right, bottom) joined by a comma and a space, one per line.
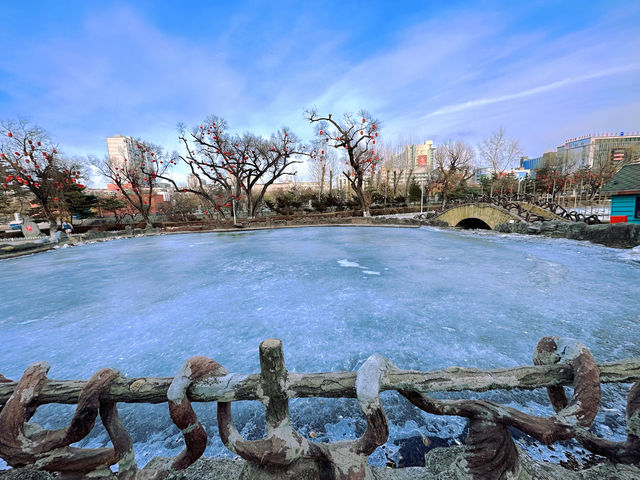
602, 164, 640, 224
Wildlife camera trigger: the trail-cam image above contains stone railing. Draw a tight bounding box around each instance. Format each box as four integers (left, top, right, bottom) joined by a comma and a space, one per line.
1, 337, 639, 479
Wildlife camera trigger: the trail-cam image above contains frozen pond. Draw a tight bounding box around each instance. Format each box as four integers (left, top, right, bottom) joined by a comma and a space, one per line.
1, 226, 639, 468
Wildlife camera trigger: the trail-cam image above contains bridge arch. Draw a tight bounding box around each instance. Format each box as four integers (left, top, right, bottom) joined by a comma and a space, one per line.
456, 217, 491, 230
434, 203, 523, 230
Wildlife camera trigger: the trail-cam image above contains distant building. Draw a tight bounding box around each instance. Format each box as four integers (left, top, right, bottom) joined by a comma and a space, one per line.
106, 135, 139, 172
602, 163, 640, 224
506, 167, 529, 181
519, 152, 557, 179
556, 132, 640, 170
387, 140, 436, 184
259, 180, 320, 195
520, 156, 544, 171
187, 173, 202, 190
475, 167, 494, 183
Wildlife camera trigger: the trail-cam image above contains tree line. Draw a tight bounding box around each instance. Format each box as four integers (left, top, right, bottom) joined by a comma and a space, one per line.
3, 113, 637, 231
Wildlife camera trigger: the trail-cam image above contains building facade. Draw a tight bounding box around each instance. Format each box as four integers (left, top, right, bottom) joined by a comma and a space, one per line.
556, 132, 640, 170
106, 135, 140, 172
387, 140, 436, 185
602, 163, 640, 224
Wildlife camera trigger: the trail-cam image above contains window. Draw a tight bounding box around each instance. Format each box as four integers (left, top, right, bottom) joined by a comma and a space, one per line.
635, 196, 640, 219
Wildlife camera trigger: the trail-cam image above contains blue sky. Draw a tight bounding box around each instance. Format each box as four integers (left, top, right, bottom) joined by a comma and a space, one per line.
1, 0, 639, 182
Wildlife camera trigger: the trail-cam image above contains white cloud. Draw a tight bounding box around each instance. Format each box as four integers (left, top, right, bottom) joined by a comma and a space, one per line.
425, 64, 640, 118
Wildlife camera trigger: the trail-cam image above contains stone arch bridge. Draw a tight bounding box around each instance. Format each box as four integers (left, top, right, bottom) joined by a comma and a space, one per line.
433, 203, 526, 229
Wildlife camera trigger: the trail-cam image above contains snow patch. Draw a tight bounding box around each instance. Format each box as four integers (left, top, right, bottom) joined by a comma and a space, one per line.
337, 259, 362, 268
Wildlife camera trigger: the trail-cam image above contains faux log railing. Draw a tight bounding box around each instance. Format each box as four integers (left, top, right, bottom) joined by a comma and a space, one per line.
1, 336, 639, 479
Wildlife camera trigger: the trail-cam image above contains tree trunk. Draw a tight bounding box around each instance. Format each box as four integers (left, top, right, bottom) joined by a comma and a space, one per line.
319, 163, 326, 198
384, 171, 390, 206
392, 172, 398, 197
404, 168, 414, 198
42, 202, 59, 233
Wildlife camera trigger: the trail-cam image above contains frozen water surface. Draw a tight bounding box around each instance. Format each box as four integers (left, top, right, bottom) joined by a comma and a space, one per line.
1, 226, 639, 467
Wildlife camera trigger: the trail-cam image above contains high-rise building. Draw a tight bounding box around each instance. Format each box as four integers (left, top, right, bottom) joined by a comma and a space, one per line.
106, 135, 139, 172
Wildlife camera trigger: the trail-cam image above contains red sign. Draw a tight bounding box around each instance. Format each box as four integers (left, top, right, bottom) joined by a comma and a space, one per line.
417, 155, 427, 166
610, 216, 628, 224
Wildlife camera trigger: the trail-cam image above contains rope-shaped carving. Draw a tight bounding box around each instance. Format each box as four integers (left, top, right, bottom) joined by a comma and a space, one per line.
167, 355, 228, 470
574, 381, 640, 465
0, 338, 637, 479
533, 336, 601, 427
399, 336, 601, 479
217, 343, 393, 480
0, 362, 136, 477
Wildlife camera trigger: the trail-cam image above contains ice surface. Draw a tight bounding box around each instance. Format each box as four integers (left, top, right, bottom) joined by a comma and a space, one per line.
337, 259, 362, 268
0, 226, 638, 468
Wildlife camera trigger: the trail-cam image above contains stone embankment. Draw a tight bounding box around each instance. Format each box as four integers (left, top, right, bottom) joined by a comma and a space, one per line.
0, 225, 160, 260
494, 219, 640, 249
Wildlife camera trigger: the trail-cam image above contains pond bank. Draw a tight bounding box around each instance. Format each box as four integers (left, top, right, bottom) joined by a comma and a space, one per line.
493, 219, 640, 249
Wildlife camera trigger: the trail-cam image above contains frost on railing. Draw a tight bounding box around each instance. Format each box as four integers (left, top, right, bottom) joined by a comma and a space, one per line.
1, 337, 639, 479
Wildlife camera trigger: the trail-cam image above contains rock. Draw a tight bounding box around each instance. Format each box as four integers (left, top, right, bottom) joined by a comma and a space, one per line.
0, 467, 53, 479
581, 223, 640, 248
142, 457, 244, 479
494, 220, 640, 248
20, 218, 40, 238
562, 222, 587, 239
540, 221, 560, 233
2, 448, 640, 479
527, 222, 542, 234
393, 435, 448, 467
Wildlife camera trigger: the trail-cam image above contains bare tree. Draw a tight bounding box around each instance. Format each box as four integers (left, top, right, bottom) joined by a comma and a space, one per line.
153, 117, 306, 220
536, 149, 581, 200
433, 140, 475, 207
308, 142, 340, 198
389, 143, 406, 200
243, 129, 307, 217
91, 139, 172, 227
166, 192, 203, 221
308, 147, 326, 199
324, 148, 340, 195
478, 127, 522, 196
0, 119, 83, 232
306, 109, 380, 216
